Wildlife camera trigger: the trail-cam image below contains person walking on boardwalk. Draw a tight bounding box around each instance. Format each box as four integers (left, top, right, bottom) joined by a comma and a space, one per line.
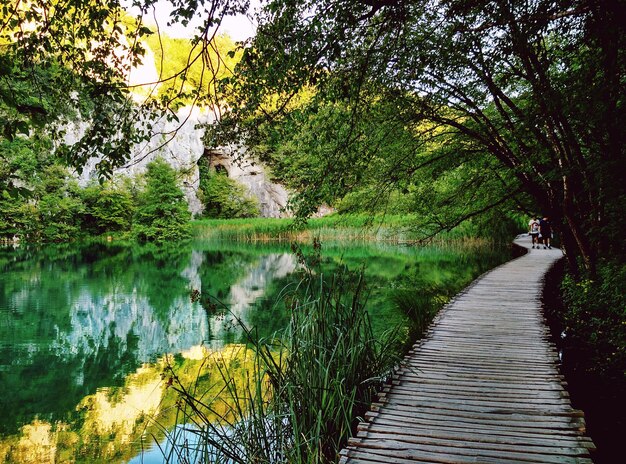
539, 216, 552, 249
528, 216, 540, 248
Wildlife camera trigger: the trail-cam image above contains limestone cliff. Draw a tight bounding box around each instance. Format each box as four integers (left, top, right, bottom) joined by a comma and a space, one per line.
204, 149, 290, 218
72, 106, 291, 218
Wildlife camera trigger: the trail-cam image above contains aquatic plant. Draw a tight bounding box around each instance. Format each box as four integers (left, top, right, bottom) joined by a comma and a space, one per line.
159, 270, 403, 463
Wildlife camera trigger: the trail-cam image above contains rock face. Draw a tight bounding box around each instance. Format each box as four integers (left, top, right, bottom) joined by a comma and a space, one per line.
205, 149, 290, 218
73, 106, 291, 218
67, 38, 293, 218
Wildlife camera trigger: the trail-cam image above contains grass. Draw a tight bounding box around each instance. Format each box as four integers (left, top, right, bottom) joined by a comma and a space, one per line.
192, 214, 421, 243
192, 213, 501, 244
158, 269, 404, 464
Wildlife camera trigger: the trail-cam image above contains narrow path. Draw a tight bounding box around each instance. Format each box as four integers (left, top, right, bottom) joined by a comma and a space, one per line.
340, 236, 595, 463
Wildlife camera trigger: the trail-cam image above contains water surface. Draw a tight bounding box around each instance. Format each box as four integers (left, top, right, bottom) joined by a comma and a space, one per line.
0, 239, 510, 463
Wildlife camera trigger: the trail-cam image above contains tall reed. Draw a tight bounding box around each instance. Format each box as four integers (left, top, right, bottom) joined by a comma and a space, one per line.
191, 215, 421, 243
160, 270, 403, 463
392, 285, 449, 344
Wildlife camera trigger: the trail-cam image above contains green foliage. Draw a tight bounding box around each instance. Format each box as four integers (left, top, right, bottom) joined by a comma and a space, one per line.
0, 54, 78, 142
0, 132, 53, 194
197, 158, 259, 219
0, 190, 22, 238
80, 179, 136, 235
0, 3, 156, 176
144, 32, 240, 104
251, 99, 424, 217
133, 158, 191, 243
218, 0, 626, 273
278, 272, 402, 462
167, 270, 403, 464
1, 139, 192, 243
560, 261, 626, 379
35, 167, 85, 242
0, 163, 85, 242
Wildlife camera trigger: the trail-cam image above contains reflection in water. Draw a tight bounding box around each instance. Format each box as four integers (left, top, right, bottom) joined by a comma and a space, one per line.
0, 240, 509, 463
209, 253, 298, 345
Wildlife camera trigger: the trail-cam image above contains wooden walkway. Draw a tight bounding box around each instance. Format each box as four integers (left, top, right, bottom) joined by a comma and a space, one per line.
340, 236, 595, 464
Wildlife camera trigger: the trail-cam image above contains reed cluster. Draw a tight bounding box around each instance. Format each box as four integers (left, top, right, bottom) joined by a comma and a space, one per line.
192, 215, 420, 243
191, 215, 509, 246
158, 270, 403, 463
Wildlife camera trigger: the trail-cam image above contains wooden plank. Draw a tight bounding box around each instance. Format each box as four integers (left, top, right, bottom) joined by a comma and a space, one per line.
407, 345, 560, 360
407, 351, 559, 366
391, 374, 568, 392
397, 364, 564, 380
367, 409, 586, 433
397, 369, 566, 384
357, 423, 596, 449
372, 400, 582, 420
340, 238, 595, 464
379, 391, 570, 407
378, 394, 573, 409
383, 382, 569, 399
343, 446, 593, 464
348, 437, 590, 463
369, 402, 583, 426
365, 411, 586, 435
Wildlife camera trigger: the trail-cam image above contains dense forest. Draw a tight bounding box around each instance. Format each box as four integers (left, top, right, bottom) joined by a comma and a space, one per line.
3, 2, 625, 265
0, 0, 624, 462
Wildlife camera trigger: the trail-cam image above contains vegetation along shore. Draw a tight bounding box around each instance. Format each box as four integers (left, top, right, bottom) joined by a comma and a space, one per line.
1, 0, 623, 463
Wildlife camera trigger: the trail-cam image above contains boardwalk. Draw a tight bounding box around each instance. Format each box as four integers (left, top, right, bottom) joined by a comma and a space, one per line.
340, 236, 595, 464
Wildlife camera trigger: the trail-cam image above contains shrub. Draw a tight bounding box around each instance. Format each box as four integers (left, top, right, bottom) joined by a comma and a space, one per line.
81, 180, 135, 234
31, 165, 85, 242
133, 158, 191, 243
198, 158, 259, 219
560, 260, 626, 379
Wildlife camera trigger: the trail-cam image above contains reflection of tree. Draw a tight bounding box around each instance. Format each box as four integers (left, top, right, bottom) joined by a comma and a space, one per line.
0, 345, 264, 464
198, 250, 258, 303
199, 252, 299, 345
118, 243, 192, 321
0, 239, 511, 462
0, 242, 203, 435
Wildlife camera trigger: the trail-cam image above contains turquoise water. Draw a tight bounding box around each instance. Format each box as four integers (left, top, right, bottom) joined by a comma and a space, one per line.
0, 239, 510, 463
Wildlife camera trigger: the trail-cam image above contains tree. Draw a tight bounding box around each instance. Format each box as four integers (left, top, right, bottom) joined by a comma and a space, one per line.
1, 0, 250, 177
133, 158, 191, 242
0, 1, 152, 175
250, 96, 522, 235
197, 157, 260, 218
81, 179, 136, 234
17, 164, 86, 242
216, 0, 625, 274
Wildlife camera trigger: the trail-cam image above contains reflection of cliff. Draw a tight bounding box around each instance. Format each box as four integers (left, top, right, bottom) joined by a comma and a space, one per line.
0, 245, 211, 437
0, 360, 166, 464
58, 284, 209, 364
206, 253, 298, 345
0, 345, 264, 464
48, 249, 212, 368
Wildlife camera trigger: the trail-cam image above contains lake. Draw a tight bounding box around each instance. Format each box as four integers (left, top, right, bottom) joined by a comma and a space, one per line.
0, 239, 510, 463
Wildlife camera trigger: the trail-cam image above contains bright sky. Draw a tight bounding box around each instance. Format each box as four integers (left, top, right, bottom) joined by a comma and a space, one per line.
122, 0, 260, 41
124, 1, 261, 91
